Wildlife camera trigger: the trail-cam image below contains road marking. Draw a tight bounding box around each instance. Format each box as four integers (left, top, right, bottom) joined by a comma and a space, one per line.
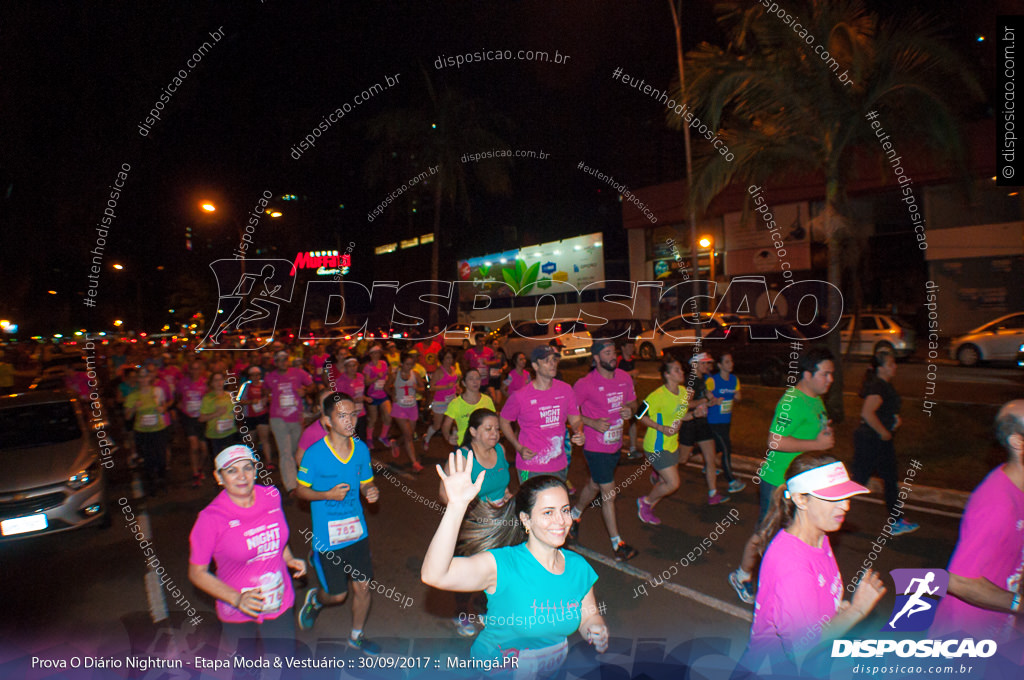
131, 469, 168, 624
568, 545, 753, 623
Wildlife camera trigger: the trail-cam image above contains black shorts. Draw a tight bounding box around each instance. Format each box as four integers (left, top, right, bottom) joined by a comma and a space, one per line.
310, 538, 373, 595
583, 449, 620, 485
678, 418, 714, 447
181, 415, 203, 439
245, 413, 269, 429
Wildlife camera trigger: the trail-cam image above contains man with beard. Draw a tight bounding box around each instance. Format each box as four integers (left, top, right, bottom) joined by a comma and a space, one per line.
567, 340, 639, 561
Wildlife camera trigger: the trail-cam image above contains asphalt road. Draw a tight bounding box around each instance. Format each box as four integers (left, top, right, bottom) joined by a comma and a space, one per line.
3, 422, 968, 679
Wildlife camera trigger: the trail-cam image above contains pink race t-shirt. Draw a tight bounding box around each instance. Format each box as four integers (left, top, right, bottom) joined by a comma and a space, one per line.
264, 368, 312, 422
297, 420, 327, 454
574, 368, 636, 453
188, 485, 294, 624
507, 368, 530, 394
363, 360, 389, 399
746, 531, 842, 669
465, 347, 494, 374
500, 380, 578, 473
336, 372, 367, 417
930, 466, 1024, 644
178, 377, 208, 418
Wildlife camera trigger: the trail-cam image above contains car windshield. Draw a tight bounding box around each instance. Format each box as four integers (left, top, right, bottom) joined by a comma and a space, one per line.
0, 401, 82, 449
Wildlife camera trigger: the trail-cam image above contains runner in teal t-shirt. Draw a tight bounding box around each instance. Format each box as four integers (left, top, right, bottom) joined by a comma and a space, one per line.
422, 454, 608, 673
729, 348, 836, 606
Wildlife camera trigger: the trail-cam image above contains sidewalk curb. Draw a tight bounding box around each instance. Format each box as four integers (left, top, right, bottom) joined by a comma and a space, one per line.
730, 454, 969, 512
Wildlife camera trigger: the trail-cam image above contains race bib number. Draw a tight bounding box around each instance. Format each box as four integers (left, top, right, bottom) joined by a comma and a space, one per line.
398, 394, 416, 408
185, 399, 202, 414
328, 517, 364, 545
279, 393, 296, 408
257, 571, 284, 614
373, 379, 385, 391
720, 400, 733, 414
603, 419, 624, 445
251, 400, 267, 414
216, 418, 234, 433
140, 414, 159, 427
489, 367, 501, 378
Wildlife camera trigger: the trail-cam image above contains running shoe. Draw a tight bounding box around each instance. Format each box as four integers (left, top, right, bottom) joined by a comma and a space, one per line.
637, 498, 661, 525
452, 617, 478, 637
567, 519, 581, 543
729, 570, 756, 604
626, 449, 643, 461
347, 634, 382, 656
390, 441, 400, 458
613, 541, 638, 562
377, 436, 392, 450
708, 492, 730, 505
411, 461, 425, 473
728, 480, 747, 494
891, 518, 920, 536
297, 588, 322, 631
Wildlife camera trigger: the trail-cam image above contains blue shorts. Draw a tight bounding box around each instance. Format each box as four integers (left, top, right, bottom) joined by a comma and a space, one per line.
583, 449, 620, 485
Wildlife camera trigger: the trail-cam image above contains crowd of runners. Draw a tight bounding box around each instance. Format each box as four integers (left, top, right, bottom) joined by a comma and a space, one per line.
33, 332, 1024, 675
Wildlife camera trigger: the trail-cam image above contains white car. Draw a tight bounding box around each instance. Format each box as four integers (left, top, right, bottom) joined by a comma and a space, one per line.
500, 320, 592, 363
635, 313, 734, 361
443, 323, 489, 348
950, 312, 1024, 366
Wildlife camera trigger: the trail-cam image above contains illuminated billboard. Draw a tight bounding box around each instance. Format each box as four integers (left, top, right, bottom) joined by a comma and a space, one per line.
457, 232, 605, 297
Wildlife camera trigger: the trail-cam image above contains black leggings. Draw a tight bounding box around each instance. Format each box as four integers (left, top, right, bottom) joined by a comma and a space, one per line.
852, 425, 898, 515
135, 429, 168, 495
220, 609, 297, 677
709, 422, 737, 483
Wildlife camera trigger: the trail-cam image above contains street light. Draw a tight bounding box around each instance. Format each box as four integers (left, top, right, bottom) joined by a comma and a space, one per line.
699, 235, 715, 281
201, 202, 216, 212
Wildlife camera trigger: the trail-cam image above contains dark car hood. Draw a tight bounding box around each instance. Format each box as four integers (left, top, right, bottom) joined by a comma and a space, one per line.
0, 438, 90, 493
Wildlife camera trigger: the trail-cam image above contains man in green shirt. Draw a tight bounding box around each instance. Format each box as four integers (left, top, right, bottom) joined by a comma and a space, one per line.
728, 347, 836, 604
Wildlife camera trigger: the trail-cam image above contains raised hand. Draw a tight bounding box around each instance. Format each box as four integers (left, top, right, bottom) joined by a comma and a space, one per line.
436, 449, 484, 507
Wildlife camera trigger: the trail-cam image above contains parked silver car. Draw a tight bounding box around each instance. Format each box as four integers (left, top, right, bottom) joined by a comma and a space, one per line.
950, 312, 1024, 366
838, 314, 916, 359
0, 390, 109, 540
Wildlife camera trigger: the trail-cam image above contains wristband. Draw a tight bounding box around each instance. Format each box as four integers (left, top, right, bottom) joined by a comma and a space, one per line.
1012, 591, 1022, 613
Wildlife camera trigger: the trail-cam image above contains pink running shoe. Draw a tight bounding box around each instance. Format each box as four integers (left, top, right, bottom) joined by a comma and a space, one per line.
637, 497, 661, 525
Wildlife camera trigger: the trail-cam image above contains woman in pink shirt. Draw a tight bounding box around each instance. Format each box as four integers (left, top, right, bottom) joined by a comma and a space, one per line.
335, 356, 369, 442
362, 344, 393, 450
741, 455, 886, 675
424, 349, 459, 451
502, 351, 530, 398
189, 445, 306, 655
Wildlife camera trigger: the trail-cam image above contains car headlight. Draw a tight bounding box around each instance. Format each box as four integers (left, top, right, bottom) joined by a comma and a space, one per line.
68, 457, 100, 490
1019, 343, 1024, 352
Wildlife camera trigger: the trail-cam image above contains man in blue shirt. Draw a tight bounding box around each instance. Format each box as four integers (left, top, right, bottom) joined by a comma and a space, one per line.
296, 392, 381, 655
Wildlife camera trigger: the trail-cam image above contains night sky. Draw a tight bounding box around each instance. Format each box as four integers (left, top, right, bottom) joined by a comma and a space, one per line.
0, 1, 1000, 336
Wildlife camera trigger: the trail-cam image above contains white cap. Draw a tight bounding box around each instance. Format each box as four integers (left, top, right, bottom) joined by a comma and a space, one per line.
785, 462, 869, 501
214, 445, 256, 471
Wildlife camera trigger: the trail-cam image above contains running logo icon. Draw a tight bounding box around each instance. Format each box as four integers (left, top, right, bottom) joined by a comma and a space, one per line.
199, 259, 297, 351
884, 568, 949, 631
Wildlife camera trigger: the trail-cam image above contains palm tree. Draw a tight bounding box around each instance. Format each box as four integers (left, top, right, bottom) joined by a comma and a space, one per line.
667, 0, 981, 418
365, 69, 513, 327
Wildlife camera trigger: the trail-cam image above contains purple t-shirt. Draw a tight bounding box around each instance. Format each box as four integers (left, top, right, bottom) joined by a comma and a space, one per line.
747, 531, 843, 667
297, 420, 327, 454
264, 368, 312, 422
500, 380, 578, 473
574, 368, 636, 453
188, 485, 294, 624
930, 466, 1024, 644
